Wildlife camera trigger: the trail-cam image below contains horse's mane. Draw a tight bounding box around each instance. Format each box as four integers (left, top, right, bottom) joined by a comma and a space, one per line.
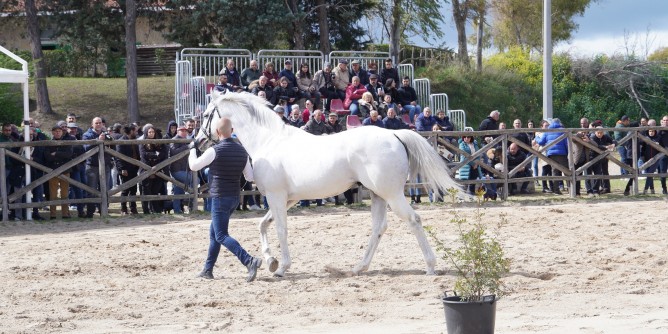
212, 91, 302, 137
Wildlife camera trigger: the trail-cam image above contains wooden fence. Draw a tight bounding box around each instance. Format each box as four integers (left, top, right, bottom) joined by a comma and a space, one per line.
1, 127, 666, 221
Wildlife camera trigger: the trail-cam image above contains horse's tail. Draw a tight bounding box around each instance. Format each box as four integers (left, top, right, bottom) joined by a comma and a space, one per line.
393, 130, 465, 197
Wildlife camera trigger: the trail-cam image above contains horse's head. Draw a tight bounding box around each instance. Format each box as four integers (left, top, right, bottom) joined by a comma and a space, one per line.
195, 90, 225, 151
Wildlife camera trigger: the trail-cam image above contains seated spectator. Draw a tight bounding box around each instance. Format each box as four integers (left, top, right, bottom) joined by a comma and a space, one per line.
365, 73, 384, 104
344, 76, 367, 116
262, 61, 280, 88
332, 60, 350, 93
384, 78, 400, 109
219, 59, 243, 92
378, 94, 397, 119
506, 143, 530, 195
348, 59, 369, 85
272, 77, 297, 116
240, 60, 261, 90
358, 92, 378, 119
287, 107, 305, 128
279, 59, 298, 90
435, 109, 454, 131
362, 110, 385, 128
313, 62, 342, 113
303, 109, 328, 135
325, 112, 343, 134
367, 62, 379, 76
273, 105, 290, 124
302, 99, 314, 123
214, 72, 235, 93
415, 107, 437, 132
382, 108, 410, 130
297, 63, 321, 109
44, 124, 73, 219
251, 76, 275, 102
397, 76, 421, 122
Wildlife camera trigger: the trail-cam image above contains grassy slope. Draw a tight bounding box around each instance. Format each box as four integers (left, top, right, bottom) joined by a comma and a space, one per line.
29, 76, 175, 129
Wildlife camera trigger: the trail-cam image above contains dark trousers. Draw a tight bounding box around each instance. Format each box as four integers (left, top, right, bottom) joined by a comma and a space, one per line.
204, 196, 252, 272
319, 87, 344, 112
120, 172, 138, 212
141, 177, 164, 213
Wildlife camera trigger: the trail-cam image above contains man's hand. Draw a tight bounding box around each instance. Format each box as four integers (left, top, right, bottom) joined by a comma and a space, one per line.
121, 170, 128, 177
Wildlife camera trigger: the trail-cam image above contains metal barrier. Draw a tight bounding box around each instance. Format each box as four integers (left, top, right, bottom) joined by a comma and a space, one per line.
178, 48, 253, 84
448, 109, 468, 131
257, 49, 325, 77
413, 78, 431, 110
430, 93, 449, 115
398, 63, 414, 82
174, 60, 193, 125
328, 50, 391, 71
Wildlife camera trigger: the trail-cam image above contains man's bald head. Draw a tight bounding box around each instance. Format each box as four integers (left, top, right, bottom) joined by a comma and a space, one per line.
216, 117, 233, 139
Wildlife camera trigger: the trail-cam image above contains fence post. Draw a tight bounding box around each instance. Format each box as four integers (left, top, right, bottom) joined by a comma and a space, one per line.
98, 142, 109, 217
568, 132, 577, 197
631, 130, 639, 195
1, 149, 7, 222
501, 134, 509, 198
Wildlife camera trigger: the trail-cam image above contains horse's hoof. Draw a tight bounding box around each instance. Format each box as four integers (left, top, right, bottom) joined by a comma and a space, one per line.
267, 257, 279, 273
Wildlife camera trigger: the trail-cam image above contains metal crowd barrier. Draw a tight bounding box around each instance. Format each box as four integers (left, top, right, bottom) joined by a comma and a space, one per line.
257, 49, 325, 77
413, 78, 431, 110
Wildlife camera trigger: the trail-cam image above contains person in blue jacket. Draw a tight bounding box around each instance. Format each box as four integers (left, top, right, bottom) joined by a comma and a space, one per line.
534, 118, 569, 195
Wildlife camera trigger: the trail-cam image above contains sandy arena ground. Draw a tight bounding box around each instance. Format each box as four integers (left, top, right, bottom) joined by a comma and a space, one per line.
1, 198, 667, 333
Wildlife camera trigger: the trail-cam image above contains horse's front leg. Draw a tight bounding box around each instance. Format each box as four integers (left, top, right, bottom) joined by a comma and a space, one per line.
258, 211, 278, 272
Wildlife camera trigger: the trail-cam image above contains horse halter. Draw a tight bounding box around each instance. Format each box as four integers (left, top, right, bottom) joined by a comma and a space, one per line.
200, 105, 221, 148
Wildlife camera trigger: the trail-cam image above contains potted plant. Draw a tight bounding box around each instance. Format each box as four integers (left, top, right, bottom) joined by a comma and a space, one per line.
425, 188, 511, 334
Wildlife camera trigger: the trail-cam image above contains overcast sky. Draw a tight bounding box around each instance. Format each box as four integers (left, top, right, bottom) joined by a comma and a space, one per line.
405, 0, 668, 58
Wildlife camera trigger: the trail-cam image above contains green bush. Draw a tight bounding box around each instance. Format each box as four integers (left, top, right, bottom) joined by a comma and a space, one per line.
0, 84, 23, 125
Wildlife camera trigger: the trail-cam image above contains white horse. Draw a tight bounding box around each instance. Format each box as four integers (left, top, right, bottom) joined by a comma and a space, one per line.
196, 91, 463, 277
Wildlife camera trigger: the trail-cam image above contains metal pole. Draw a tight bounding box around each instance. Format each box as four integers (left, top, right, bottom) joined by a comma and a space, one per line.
543, 0, 553, 120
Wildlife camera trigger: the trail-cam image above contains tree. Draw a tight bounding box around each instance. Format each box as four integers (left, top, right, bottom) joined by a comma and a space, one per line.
648, 47, 668, 62
373, 0, 445, 63
316, 0, 331, 55
24, 0, 54, 114
490, 0, 595, 53
123, 0, 139, 122
452, 0, 471, 66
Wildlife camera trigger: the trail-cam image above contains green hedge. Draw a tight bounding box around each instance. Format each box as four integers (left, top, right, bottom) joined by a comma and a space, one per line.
0, 84, 23, 125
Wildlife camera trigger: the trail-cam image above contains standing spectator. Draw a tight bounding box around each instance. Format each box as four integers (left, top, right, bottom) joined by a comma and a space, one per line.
164, 120, 178, 139
362, 110, 385, 128
415, 107, 437, 132
357, 92, 378, 119
240, 59, 261, 90
139, 126, 167, 214
397, 76, 421, 123
332, 60, 350, 93
262, 61, 280, 88
640, 121, 660, 194
22, 123, 48, 220
458, 133, 482, 195
572, 118, 592, 196
588, 126, 615, 195
479, 110, 500, 145
44, 124, 73, 219
365, 73, 384, 103
66, 113, 84, 139
278, 60, 298, 90
116, 124, 140, 215
82, 117, 113, 218
534, 118, 569, 195
614, 115, 632, 175
383, 108, 410, 130
169, 125, 191, 214
348, 59, 369, 85
188, 117, 262, 282
511, 119, 531, 153
506, 143, 530, 195
1, 123, 22, 219
379, 58, 400, 87
527, 119, 538, 178
64, 122, 86, 217
658, 115, 668, 194
344, 76, 367, 116
296, 63, 321, 109
367, 62, 379, 76
313, 62, 341, 113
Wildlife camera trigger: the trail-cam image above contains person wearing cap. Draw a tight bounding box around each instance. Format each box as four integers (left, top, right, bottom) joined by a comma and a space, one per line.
240, 59, 261, 90
274, 105, 290, 124
365, 73, 384, 103
297, 63, 321, 109
115, 124, 140, 215
348, 59, 369, 86
379, 58, 400, 88
332, 60, 350, 92
44, 124, 74, 219
325, 112, 343, 134
313, 62, 342, 112
66, 113, 84, 139
278, 60, 298, 90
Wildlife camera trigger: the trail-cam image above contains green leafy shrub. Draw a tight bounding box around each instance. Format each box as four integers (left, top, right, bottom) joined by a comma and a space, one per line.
0, 84, 23, 125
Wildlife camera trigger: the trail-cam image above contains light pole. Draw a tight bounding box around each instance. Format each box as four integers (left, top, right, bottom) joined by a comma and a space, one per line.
543, 0, 553, 120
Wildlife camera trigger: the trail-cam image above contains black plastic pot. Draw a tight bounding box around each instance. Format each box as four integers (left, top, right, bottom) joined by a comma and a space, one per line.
442, 293, 496, 334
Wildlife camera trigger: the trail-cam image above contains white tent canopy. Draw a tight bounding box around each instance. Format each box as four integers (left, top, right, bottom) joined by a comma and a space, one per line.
1, 44, 32, 219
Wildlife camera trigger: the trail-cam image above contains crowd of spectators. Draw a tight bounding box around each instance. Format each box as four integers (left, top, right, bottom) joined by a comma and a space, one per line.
3, 58, 668, 220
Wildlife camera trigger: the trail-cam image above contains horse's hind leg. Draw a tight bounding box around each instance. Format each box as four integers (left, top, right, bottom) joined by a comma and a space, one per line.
386, 194, 436, 275
353, 192, 388, 275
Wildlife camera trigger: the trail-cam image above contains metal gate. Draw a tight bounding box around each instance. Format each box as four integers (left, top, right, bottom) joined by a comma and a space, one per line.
448, 109, 468, 131
430, 93, 449, 115
413, 78, 431, 110
174, 60, 193, 125
328, 50, 391, 71
398, 63, 414, 83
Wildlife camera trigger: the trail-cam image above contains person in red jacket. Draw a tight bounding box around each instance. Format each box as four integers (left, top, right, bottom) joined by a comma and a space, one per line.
344, 76, 367, 116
